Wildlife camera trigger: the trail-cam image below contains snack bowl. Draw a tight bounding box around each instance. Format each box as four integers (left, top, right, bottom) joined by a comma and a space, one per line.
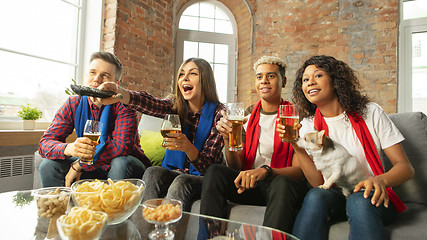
71, 178, 145, 225
142, 198, 182, 240
57, 207, 108, 240
32, 187, 71, 218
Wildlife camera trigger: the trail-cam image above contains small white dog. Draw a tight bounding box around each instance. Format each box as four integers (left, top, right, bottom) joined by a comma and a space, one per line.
296, 130, 370, 197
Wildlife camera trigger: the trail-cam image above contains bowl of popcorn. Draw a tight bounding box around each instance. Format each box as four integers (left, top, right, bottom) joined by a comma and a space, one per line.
142, 198, 182, 240
57, 206, 108, 240
71, 178, 145, 225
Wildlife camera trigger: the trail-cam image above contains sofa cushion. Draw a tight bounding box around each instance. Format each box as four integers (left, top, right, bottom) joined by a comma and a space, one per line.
138, 114, 165, 166
384, 112, 427, 205
140, 130, 165, 166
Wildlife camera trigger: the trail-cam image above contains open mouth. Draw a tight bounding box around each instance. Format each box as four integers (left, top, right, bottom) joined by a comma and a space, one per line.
182, 84, 193, 92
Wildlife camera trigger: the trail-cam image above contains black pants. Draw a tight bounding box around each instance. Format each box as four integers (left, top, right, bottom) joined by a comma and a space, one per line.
200, 164, 309, 233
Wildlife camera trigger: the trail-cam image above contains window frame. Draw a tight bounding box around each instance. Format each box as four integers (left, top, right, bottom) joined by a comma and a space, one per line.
175, 0, 238, 103
398, 1, 427, 113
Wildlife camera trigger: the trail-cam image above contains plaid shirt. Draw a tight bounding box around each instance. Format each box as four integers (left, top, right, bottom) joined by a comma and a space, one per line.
38, 96, 151, 171
128, 91, 225, 174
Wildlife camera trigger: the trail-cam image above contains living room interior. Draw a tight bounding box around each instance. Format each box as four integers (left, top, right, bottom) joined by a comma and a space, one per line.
0, 0, 426, 209
1, 1, 427, 239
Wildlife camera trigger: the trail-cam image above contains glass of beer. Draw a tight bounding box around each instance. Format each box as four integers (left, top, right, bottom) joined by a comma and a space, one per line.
279, 104, 299, 142
161, 114, 182, 147
226, 102, 244, 151
81, 120, 102, 165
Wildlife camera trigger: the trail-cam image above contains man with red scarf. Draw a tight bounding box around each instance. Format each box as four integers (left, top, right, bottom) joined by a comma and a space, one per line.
200, 56, 309, 233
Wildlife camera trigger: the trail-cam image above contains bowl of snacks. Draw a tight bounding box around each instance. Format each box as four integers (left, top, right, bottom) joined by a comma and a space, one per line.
32, 187, 72, 238
57, 206, 108, 240
32, 187, 71, 218
142, 198, 182, 240
71, 178, 145, 225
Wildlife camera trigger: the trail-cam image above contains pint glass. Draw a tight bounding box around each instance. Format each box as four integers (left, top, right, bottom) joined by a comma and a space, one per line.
226, 102, 244, 151
81, 120, 102, 165
279, 104, 299, 142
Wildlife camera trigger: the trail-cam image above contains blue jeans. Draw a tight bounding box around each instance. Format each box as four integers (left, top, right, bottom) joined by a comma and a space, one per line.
292, 187, 397, 240
141, 166, 203, 212
39, 155, 147, 187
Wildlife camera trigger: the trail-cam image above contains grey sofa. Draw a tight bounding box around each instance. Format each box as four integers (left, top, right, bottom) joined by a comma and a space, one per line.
190, 112, 427, 239
34, 112, 427, 239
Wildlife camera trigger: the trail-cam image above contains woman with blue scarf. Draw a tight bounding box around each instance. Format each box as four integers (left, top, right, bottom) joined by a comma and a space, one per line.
100, 58, 225, 211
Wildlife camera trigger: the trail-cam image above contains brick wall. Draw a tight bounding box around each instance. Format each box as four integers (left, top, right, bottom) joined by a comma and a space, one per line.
104, 0, 399, 113
103, 0, 175, 98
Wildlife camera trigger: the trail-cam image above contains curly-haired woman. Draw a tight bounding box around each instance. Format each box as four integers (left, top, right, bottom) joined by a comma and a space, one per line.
277, 55, 414, 240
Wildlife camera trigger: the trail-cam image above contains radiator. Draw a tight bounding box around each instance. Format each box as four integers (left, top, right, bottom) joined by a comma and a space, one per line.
0, 155, 34, 193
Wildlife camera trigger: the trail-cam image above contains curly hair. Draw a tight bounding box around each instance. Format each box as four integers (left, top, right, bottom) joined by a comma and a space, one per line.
292, 55, 370, 119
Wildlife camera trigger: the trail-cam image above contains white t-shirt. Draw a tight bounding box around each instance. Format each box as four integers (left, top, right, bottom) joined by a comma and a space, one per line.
299, 102, 404, 176
244, 112, 277, 169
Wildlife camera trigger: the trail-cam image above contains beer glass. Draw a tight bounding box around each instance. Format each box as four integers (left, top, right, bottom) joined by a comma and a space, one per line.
80, 120, 102, 165
161, 114, 182, 147
278, 104, 299, 142
226, 102, 244, 151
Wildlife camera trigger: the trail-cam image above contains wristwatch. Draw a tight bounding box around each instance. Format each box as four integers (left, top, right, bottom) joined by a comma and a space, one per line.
260, 165, 273, 179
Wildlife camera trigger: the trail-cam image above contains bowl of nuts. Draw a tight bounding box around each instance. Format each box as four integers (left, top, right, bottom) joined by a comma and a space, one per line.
142, 198, 182, 240
32, 187, 71, 218
32, 187, 72, 238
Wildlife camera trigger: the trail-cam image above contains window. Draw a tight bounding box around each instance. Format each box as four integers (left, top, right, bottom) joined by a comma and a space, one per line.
402, 0, 427, 20
398, 0, 427, 114
412, 40, 421, 58
0, 0, 103, 127
176, 0, 237, 103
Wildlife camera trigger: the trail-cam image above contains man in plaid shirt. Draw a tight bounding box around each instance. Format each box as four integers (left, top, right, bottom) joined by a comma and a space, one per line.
38, 51, 151, 187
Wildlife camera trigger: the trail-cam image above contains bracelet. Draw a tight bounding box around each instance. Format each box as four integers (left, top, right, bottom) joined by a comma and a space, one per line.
260, 165, 273, 179
71, 160, 82, 172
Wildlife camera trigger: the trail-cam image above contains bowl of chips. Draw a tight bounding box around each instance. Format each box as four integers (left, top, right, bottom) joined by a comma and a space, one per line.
57, 206, 108, 240
71, 178, 145, 225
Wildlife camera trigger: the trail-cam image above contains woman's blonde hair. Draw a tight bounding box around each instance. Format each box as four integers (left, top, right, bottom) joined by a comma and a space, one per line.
172, 58, 220, 126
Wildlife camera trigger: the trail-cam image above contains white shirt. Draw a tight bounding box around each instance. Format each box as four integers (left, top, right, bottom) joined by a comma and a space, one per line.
244, 112, 277, 169
299, 102, 404, 176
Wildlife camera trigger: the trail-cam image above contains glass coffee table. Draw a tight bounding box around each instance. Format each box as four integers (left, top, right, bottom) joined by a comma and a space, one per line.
0, 190, 298, 239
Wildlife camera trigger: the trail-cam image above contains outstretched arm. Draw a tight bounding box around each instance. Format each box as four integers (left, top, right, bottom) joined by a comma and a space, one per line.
99, 82, 130, 105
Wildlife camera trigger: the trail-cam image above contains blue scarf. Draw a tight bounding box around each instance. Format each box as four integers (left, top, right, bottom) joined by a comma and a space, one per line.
161, 101, 218, 176
75, 96, 112, 163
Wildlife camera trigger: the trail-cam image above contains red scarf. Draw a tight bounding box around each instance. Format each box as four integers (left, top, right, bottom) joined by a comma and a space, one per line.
243, 224, 287, 240
314, 108, 406, 213
243, 100, 293, 170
